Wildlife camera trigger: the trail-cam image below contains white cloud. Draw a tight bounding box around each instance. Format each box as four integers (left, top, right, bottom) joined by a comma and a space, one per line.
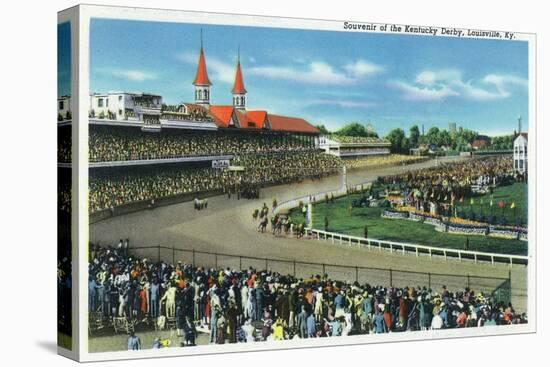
249, 61, 355, 85
344, 59, 384, 78
250, 59, 383, 85
178, 51, 383, 86
109, 69, 156, 82
306, 98, 375, 109
394, 70, 527, 101
393, 80, 459, 101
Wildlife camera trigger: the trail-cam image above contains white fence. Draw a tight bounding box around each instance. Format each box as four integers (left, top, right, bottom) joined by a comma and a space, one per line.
307, 228, 528, 267
272, 165, 528, 267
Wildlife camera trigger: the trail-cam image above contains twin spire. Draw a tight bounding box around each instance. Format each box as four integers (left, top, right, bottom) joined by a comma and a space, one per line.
192, 35, 246, 109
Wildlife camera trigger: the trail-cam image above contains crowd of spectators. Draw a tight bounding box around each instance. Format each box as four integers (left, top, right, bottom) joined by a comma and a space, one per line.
376, 156, 516, 218
58, 127, 72, 163
89, 152, 343, 213
329, 135, 389, 144
343, 154, 426, 170
337, 148, 391, 156
89, 127, 316, 162
379, 156, 514, 203
88, 242, 526, 348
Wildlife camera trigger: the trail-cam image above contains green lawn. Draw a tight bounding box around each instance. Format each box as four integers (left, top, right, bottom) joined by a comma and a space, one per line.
289, 190, 527, 256
456, 182, 528, 226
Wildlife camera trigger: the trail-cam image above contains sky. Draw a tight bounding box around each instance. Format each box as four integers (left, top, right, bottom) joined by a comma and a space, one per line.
89, 18, 529, 137
58, 22, 71, 97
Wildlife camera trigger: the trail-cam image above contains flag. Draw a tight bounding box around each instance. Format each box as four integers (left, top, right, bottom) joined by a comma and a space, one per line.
510, 202, 516, 209
490, 199, 493, 207
470, 198, 474, 205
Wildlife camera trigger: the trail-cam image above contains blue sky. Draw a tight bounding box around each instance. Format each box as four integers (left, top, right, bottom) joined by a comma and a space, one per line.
90, 18, 529, 136
58, 22, 71, 97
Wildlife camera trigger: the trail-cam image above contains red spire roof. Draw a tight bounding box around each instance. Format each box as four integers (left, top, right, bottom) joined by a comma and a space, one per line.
231, 61, 247, 94
193, 47, 212, 86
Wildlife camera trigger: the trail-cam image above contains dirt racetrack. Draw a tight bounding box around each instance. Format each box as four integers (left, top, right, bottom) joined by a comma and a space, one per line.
90, 157, 528, 313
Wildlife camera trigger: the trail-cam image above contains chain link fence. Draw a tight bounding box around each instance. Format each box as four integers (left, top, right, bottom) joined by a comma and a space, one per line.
128, 244, 513, 304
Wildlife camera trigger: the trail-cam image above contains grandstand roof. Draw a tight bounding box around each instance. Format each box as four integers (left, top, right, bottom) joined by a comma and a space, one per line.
231, 61, 247, 94
269, 114, 320, 134
234, 110, 268, 129
246, 111, 268, 129
193, 47, 212, 86
209, 105, 237, 127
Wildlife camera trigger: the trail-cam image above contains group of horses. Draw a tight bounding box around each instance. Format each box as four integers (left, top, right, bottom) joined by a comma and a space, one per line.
193, 198, 208, 210
253, 204, 306, 238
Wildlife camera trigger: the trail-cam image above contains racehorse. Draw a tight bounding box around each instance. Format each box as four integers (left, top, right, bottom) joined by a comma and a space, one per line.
258, 217, 268, 233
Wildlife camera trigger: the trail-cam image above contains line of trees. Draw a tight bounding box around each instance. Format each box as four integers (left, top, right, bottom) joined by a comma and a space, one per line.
315, 122, 378, 138
315, 122, 515, 154
385, 125, 515, 154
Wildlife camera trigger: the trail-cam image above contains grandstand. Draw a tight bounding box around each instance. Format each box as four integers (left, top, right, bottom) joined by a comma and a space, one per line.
319, 135, 391, 158
88, 152, 342, 213
65, 44, 353, 215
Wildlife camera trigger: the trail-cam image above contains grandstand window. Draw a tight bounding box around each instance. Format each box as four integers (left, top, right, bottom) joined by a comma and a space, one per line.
118, 95, 122, 101
59, 100, 64, 110
98, 98, 103, 107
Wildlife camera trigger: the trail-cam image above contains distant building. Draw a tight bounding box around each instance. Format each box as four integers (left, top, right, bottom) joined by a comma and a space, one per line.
471, 135, 490, 150
58, 95, 71, 120
448, 122, 457, 134
89, 92, 162, 126
513, 133, 528, 174
68, 42, 320, 140
319, 135, 390, 157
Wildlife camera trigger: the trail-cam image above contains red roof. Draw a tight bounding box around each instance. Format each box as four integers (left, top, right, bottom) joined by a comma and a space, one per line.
472, 139, 489, 148
236, 110, 267, 129
231, 61, 247, 94
209, 105, 235, 128
193, 47, 212, 86
246, 111, 267, 129
268, 114, 319, 134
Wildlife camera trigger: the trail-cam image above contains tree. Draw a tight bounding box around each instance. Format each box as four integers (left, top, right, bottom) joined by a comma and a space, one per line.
426, 127, 441, 146
439, 130, 452, 147
315, 124, 330, 135
385, 128, 407, 153
335, 122, 378, 138
409, 125, 420, 148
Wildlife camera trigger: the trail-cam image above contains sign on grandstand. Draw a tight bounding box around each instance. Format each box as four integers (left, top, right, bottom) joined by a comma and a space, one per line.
212, 159, 230, 169
229, 166, 245, 171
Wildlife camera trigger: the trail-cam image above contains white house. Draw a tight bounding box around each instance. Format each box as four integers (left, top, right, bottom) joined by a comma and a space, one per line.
513, 133, 528, 174
89, 92, 162, 121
